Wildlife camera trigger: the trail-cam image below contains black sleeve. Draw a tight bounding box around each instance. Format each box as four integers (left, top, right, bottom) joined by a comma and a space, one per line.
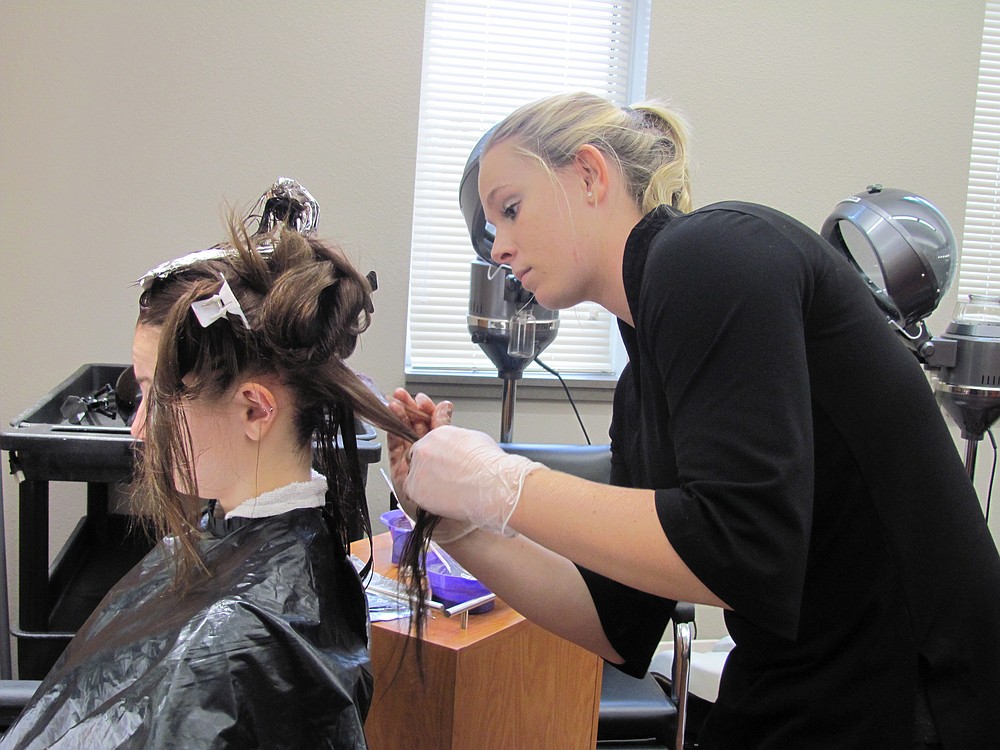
645, 208, 817, 639
577, 566, 676, 678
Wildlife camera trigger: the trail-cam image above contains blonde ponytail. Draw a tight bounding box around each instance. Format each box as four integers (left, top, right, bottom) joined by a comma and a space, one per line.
629, 103, 693, 213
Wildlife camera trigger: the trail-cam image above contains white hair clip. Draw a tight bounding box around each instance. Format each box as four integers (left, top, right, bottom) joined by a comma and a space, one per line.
190, 274, 251, 329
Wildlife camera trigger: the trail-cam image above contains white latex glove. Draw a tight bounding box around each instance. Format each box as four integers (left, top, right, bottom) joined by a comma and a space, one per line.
403, 425, 545, 536
387, 390, 476, 543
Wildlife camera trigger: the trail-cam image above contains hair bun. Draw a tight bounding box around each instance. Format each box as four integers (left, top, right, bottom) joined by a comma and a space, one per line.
258, 242, 372, 369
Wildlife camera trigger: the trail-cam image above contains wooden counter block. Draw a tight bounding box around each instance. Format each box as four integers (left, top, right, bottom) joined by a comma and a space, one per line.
354, 534, 603, 750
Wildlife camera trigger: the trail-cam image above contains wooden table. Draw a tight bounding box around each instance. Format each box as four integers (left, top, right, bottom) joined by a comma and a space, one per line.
353, 533, 603, 750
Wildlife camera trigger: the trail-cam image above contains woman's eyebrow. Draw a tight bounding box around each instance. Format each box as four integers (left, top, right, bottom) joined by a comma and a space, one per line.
483, 184, 510, 211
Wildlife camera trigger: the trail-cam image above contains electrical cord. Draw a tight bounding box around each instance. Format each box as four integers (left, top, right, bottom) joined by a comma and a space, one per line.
986, 428, 996, 523
533, 357, 591, 445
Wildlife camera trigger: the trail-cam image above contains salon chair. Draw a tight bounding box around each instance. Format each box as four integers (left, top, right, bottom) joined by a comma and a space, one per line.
501, 443, 696, 750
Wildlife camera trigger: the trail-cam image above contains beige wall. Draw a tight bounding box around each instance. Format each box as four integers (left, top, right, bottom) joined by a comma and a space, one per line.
0, 1, 991, 654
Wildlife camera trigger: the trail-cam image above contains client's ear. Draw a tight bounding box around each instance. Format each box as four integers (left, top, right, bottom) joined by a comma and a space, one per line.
237, 381, 278, 442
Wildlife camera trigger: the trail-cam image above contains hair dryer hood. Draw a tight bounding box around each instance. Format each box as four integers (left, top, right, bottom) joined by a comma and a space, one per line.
460, 126, 500, 263
821, 185, 957, 329
460, 124, 559, 387
821, 185, 957, 328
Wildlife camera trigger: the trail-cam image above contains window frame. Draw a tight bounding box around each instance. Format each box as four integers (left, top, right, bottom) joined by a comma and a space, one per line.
960, 3, 1000, 299
403, 0, 652, 397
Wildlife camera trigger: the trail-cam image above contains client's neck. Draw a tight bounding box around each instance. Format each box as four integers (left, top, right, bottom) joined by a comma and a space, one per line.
216, 446, 312, 513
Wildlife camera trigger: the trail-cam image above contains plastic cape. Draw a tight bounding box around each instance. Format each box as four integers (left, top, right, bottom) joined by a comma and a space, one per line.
0, 508, 373, 750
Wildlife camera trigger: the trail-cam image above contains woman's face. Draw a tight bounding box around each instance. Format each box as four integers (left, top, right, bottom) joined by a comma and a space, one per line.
131, 323, 240, 500
479, 140, 596, 310
130, 324, 158, 442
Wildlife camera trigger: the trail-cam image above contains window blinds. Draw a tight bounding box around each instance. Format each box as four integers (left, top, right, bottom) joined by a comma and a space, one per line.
406, 0, 649, 376
961, 3, 1000, 298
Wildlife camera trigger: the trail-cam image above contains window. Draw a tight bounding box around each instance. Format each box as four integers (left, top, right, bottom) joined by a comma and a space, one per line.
405, 0, 651, 381
961, 3, 1000, 296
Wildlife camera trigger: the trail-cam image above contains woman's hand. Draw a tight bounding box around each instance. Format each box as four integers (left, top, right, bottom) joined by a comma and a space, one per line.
387, 387, 451, 486
386, 389, 473, 542
403, 426, 544, 536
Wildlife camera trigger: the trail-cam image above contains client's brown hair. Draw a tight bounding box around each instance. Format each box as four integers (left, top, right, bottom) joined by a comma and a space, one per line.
132, 217, 419, 591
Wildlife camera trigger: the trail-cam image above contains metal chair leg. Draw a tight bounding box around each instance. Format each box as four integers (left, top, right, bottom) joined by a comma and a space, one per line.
671, 619, 696, 749
0, 475, 12, 679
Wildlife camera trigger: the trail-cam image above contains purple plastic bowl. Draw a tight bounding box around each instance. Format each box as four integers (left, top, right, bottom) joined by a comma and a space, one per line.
426, 559, 494, 614
379, 509, 412, 564
379, 509, 494, 614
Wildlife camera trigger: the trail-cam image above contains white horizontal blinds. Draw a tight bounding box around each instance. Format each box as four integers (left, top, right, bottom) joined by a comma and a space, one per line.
961, 4, 1000, 298
408, 0, 641, 375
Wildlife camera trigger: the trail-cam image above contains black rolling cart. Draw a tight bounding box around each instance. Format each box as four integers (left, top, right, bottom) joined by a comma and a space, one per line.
0, 364, 381, 679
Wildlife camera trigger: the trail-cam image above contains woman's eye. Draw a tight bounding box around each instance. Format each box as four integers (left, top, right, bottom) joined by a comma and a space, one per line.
502, 202, 519, 220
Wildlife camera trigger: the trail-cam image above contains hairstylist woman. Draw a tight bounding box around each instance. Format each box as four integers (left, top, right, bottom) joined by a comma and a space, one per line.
389, 92, 1000, 749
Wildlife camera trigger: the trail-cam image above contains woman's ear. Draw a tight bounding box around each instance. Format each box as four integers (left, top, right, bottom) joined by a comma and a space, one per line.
237, 381, 278, 442
574, 144, 611, 204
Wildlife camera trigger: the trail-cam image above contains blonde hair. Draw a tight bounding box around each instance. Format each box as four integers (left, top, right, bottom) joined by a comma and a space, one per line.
486, 91, 692, 214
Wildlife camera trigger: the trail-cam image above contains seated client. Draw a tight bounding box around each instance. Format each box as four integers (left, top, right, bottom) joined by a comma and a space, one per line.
1, 185, 416, 749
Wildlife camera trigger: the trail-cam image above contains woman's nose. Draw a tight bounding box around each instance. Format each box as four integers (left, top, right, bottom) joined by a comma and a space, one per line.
490, 232, 513, 265
130, 401, 146, 440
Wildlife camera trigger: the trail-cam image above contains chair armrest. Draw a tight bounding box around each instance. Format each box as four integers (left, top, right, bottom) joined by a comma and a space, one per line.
0, 679, 41, 728
500, 443, 612, 484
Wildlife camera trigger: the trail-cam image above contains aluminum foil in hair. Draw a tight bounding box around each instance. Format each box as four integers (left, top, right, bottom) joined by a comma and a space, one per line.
245, 176, 320, 236
137, 177, 320, 288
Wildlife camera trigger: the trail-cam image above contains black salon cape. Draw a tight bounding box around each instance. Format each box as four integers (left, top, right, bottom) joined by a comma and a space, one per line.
0, 508, 372, 749
579, 204, 1000, 748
